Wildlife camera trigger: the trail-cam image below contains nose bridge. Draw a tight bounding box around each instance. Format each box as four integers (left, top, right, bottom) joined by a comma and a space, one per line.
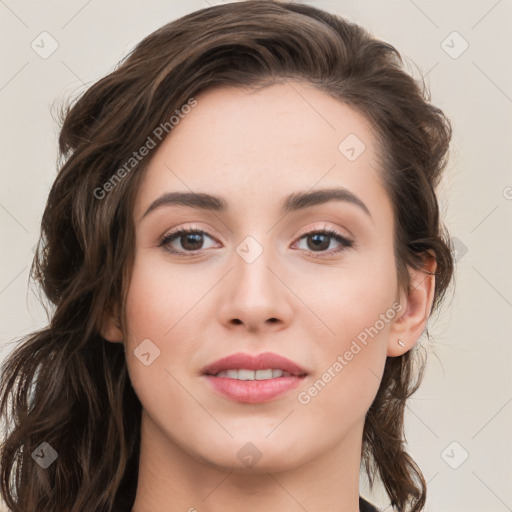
233, 232, 278, 298
218, 229, 292, 330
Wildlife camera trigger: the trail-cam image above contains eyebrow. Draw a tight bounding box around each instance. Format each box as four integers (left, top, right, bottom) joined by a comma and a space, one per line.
140, 187, 372, 222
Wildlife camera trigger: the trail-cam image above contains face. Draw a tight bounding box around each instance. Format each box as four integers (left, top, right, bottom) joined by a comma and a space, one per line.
111, 82, 411, 472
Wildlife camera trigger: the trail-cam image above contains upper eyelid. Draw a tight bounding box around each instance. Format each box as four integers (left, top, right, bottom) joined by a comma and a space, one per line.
295, 224, 352, 241
160, 223, 353, 240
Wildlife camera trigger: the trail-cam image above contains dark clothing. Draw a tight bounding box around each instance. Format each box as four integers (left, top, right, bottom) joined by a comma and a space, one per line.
360, 495, 380, 512
122, 494, 380, 511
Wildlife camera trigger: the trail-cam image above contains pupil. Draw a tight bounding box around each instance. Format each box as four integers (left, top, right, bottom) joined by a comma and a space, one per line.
309, 233, 329, 251
182, 233, 203, 250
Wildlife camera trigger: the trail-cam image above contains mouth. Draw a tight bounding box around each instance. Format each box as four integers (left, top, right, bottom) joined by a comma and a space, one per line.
209, 368, 300, 380
202, 351, 308, 378
201, 352, 308, 403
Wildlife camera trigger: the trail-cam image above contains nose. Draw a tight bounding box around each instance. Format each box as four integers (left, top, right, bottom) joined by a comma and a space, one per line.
217, 236, 293, 333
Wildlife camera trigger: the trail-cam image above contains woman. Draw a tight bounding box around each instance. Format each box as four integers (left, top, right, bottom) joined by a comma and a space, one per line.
0, 1, 454, 511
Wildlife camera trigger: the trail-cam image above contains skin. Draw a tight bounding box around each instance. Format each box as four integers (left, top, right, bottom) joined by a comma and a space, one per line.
102, 81, 436, 512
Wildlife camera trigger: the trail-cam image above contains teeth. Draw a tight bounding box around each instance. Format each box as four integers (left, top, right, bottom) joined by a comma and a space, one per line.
255, 369, 273, 380
238, 369, 255, 381
214, 369, 291, 380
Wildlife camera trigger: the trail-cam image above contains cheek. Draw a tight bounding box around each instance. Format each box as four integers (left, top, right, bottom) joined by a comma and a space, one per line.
122, 256, 181, 385
124, 252, 207, 339
299, 250, 398, 409
123, 252, 217, 393
299, 246, 398, 343
297, 306, 394, 435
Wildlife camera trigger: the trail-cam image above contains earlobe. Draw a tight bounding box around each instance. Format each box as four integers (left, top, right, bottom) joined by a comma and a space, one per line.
99, 305, 124, 343
388, 252, 437, 357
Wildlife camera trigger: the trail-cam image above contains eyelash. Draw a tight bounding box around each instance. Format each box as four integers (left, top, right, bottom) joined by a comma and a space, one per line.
158, 225, 354, 258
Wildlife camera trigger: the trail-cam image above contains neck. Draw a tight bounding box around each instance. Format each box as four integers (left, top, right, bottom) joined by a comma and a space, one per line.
131, 411, 364, 512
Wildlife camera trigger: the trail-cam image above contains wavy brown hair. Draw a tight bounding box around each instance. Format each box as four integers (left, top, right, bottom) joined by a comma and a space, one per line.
0, 1, 454, 511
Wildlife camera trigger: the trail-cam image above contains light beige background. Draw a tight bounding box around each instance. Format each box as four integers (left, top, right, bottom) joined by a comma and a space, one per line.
0, 1, 511, 511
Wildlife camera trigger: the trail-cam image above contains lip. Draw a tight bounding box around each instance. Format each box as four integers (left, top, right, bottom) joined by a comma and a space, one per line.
201, 352, 308, 377
201, 352, 308, 404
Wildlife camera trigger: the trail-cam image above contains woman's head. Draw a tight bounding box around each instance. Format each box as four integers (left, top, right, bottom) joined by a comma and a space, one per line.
0, 2, 453, 511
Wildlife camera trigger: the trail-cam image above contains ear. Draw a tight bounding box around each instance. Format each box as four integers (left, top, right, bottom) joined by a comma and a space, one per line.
99, 302, 124, 343
388, 251, 437, 356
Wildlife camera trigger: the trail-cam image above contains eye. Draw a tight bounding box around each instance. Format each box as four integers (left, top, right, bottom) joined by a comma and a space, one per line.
158, 226, 218, 255
158, 225, 354, 257
293, 227, 354, 258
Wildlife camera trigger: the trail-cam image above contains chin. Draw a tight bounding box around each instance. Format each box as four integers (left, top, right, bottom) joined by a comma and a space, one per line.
189, 434, 308, 473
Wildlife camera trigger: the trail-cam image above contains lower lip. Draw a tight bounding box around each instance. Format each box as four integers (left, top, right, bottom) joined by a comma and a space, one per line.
204, 375, 305, 403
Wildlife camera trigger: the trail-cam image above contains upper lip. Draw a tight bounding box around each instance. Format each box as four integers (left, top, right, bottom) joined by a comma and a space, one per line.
202, 352, 308, 377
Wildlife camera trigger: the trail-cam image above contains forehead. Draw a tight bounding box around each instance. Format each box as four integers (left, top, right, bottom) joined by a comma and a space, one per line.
168, 81, 378, 162
134, 82, 389, 223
